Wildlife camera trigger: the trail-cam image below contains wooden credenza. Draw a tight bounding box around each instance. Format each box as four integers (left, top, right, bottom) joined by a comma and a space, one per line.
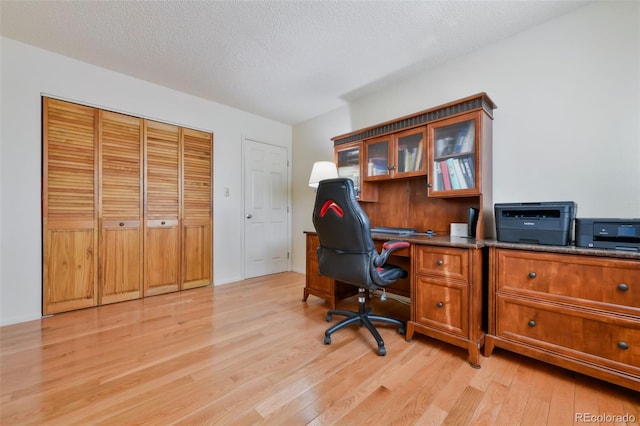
304, 231, 486, 367
485, 243, 640, 391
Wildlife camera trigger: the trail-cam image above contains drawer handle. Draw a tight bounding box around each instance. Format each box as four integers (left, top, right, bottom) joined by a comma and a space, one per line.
161, 221, 166, 225
618, 341, 629, 350
528, 320, 536, 327
437, 259, 444, 266
528, 272, 536, 279
436, 302, 444, 308
618, 283, 629, 292
119, 222, 125, 227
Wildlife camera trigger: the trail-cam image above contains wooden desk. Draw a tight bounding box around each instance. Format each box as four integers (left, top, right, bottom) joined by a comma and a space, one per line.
303, 231, 486, 367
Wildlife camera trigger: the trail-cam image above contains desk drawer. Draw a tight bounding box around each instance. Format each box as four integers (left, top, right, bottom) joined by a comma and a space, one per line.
414, 276, 468, 336
496, 249, 640, 315
496, 295, 640, 373
415, 246, 468, 281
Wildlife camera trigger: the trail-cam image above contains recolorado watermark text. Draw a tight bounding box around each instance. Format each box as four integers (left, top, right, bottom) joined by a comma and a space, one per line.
575, 412, 636, 423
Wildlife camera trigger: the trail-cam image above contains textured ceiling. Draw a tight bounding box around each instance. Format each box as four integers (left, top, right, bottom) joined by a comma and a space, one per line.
1, 0, 590, 125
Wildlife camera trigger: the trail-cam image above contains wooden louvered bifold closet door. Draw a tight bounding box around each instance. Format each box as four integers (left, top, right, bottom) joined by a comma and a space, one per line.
99, 111, 143, 304
144, 120, 181, 296
43, 98, 98, 315
43, 98, 214, 314
182, 128, 213, 289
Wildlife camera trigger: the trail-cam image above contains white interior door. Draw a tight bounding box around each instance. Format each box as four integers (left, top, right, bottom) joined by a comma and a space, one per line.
243, 139, 289, 278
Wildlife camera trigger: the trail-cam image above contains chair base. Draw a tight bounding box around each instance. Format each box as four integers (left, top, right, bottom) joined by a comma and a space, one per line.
323, 289, 406, 356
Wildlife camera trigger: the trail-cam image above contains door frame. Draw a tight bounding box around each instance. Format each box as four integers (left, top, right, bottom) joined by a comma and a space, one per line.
241, 136, 292, 279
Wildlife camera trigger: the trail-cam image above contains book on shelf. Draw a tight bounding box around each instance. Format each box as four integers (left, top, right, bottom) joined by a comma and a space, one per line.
434, 160, 444, 190
439, 160, 452, 190
461, 124, 475, 153
368, 156, 388, 176
415, 141, 424, 171
453, 130, 466, 153
451, 121, 475, 154
451, 158, 468, 189
461, 157, 475, 188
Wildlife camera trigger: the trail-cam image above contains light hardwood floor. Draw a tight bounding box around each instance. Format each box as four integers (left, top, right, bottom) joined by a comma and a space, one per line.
1, 272, 638, 425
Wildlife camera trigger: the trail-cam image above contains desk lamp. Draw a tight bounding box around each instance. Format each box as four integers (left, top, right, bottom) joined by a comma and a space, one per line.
308, 161, 338, 189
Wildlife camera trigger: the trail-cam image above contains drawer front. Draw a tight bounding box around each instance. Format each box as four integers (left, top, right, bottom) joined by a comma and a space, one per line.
415, 246, 468, 281
496, 249, 640, 314
496, 295, 640, 372
414, 276, 468, 336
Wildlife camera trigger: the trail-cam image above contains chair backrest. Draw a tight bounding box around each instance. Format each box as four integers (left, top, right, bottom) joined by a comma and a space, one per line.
312, 178, 377, 287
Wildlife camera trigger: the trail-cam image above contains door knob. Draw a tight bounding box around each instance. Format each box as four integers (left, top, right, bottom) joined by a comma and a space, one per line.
246, 214, 253, 219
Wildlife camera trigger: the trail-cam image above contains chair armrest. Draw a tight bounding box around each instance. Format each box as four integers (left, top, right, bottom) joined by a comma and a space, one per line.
373, 241, 410, 267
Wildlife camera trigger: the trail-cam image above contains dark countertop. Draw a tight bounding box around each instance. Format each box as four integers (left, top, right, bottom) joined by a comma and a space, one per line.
305, 230, 484, 249
484, 239, 640, 260
371, 233, 485, 249
305, 230, 640, 259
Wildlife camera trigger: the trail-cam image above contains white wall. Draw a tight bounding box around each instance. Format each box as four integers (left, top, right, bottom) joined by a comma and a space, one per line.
291, 107, 352, 274
0, 37, 292, 325
292, 1, 640, 273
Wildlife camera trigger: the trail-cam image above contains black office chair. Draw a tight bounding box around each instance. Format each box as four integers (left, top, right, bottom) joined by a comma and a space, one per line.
312, 178, 409, 356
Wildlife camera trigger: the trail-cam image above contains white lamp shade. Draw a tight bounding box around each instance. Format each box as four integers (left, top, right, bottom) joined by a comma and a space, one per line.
308, 161, 338, 188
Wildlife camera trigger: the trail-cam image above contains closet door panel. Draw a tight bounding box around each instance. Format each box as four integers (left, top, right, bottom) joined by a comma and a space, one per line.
144, 120, 180, 295
43, 98, 98, 315
182, 128, 213, 289
145, 220, 180, 296
182, 220, 212, 289
99, 111, 143, 304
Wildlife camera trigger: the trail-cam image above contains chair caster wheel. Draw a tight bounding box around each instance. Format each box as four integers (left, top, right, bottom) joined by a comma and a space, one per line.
377, 347, 387, 356
398, 326, 406, 335
324, 336, 331, 345
326, 314, 332, 322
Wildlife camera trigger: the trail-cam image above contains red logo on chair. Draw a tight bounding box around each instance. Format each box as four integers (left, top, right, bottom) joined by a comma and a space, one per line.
320, 200, 344, 218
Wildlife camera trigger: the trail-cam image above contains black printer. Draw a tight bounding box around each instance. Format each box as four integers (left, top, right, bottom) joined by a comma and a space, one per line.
495, 201, 577, 246
576, 218, 640, 251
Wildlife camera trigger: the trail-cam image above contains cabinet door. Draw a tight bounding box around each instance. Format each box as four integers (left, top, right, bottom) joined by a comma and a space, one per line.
144, 120, 180, 295
364, 136, 392, 181
43, 98, 98, 314
394, 127, 427, 178
335, 142, 377, 201
182, 128, 213, 289
99, 111, 143, 304
335, 143, 362, 195
428, 113, 479, 197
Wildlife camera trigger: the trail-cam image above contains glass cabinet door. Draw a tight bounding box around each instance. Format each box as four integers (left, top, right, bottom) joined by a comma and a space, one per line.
335, 143, 362, 196
429, 115, 478, 196
394, 127, 426, 177
364, 136, 392, 180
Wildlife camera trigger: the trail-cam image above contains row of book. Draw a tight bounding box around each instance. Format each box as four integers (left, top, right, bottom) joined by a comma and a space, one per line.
397, 143, 423, 173
368, 143, 425, 176
434, 121, 475, 157
433, 156, 475, 191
